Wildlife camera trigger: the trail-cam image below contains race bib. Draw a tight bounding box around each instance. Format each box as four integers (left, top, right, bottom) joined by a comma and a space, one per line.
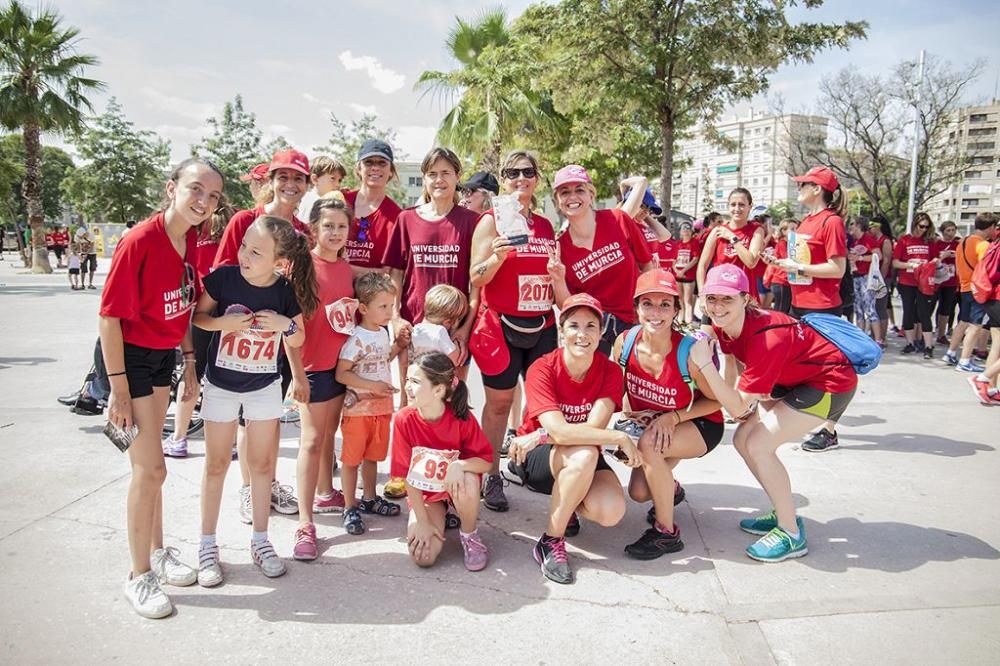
216, 305, 279, 373
517, 275, 554, 312
406, 447, 460, 493
787, 232, 813, 286
326, 297, 358, 335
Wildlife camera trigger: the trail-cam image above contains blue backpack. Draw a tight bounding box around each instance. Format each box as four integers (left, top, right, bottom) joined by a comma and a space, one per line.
801, 313, 882, 375
618, 325, 710, 411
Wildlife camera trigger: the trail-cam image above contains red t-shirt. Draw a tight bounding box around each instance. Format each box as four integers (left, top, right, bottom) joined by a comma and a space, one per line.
559, 209, 653, 323
655, 238, 678, 269
849, 232, 881, 277
481, 210, 557, 317
193, 227, 219, 281
934, 238, 959, 288
45, 232, 55, 247
788, 210, 847, 310
389, 406, 494, 504
623, 329, 723, 422
53, 231, 69, 247
711, 221, 763, 299
673, 238, 701, 281
301, 253, 355, 371
343, 190, 401, 269
213, 207, 309, 268
892, 234, 939, 287
715, 308, 857, 394
382, 206, 478, 323
100, 212, 199, 350
771, 240, 790, 287
518, 350, 624, 435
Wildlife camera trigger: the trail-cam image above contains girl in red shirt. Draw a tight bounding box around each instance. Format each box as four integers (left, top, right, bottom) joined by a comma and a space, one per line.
695, 264, 858, 563
548, 164, 655, 354
672, 222, 701, 324
506, 294, 640, 584
696, 188, 766, 306
99, 158, 223, 619
934, 221, 960, 344
892, 213, 940, 356
765, 218, 797, 314
611, 270, 724, 560
469, 150, 556, 514
343, 138, 402, 271
391, 352, 493, 571
289, 196, 356, 561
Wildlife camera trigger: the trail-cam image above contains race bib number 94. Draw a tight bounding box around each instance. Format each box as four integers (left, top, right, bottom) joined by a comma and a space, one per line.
406, 447, 460, 493
517, 275, 554, 312
326, 297, 358, 335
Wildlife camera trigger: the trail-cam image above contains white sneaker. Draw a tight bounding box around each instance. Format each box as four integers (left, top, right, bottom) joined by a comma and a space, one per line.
270, 481, 299, 515
124, 570, 172, 619
251, 539, 287, 578
197, 543, 223, 587
238, 485, 252, 525
150, 546, 197, 587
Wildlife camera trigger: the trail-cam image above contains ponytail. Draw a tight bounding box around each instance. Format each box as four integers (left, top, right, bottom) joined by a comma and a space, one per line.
824, 185, 847, 218
254, 215, 320, 320
411, 352, 471, 420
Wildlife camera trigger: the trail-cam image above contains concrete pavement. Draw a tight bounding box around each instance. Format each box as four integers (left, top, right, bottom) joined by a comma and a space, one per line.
0, 253, 998, 665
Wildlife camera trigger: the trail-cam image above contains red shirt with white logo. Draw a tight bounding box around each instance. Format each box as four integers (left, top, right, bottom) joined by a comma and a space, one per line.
390, 406, 494, 504
213, 207, 309, 268
788, 210, 847, 310
715, 308, 857, 395
655, 238, 678, 269
343, 190, 401, 269
892, 234, 939, 287
45, 232, 55, 247
301, 253, 355, 371
559, 209, 653, 323
382, 206, 478, 323
849, 232, 881, 277
673, 238, 701, 281
624, 329, 723, 422
934, 238, 959, 288
53, 231, 69, 247
711, 221, 763, 299
518, 349, 624, 435
100, 212, 199, 350
194, 226, 219, 282
481, 210, 557, 317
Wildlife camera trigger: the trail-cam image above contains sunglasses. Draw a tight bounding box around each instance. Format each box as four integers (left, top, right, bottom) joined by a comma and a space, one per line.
916, 224, 929, 230
501, 167, 538, 180
356, 216, 371, 242
181, 263, 196, 308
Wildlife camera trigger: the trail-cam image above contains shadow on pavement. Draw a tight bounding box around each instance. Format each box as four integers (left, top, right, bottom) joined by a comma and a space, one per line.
0, 356, 57, 369
836, 432, 993, 457
838, 413, 887, 427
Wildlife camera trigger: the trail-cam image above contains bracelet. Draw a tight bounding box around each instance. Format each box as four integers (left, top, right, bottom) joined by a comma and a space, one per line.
183, 359, 196, 364
107, 371, 126, 377
181, 350, 195, 356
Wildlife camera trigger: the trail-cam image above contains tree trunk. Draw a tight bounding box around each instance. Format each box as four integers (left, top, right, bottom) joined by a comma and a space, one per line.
22, 123, 52, 274
659, 111, 675, 221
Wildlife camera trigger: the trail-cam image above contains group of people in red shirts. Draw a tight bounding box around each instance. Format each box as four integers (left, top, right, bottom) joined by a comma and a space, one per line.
96, 141, 914, 618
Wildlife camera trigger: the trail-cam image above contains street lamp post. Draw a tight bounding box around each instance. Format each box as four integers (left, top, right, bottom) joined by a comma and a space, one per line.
905, 50, 926, 235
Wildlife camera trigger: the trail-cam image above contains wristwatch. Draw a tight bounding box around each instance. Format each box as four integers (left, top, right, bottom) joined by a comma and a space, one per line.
282, 319, 298, 337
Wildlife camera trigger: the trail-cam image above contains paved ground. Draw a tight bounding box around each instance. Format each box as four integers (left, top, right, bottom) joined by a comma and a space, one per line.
0, 253, 997, 665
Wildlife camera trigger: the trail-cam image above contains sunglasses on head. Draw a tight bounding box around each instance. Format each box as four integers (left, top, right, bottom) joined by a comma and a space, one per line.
357, 216, 371, 242
501, 167, 538, 180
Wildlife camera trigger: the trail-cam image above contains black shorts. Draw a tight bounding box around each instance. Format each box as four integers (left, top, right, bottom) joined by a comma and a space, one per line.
772, 384, 856, 423
53, 246, 64, 259
306, 368, 347, 403
481, 322, 558, 391
690, 417, 724, 454
81, 253, 98, 274
600, 313, 634, 356
68, 268, 80, 275
985, 300, 1000, 329
192, 325, 212, 382
790, 305, 842, 318
123, 343, 175, 399
509, 444, 613, 496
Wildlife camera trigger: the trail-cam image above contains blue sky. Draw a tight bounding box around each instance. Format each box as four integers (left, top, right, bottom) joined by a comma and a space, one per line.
49, 0, 1000, 163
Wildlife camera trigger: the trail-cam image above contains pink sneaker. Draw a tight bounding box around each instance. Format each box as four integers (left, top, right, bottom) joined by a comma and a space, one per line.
313, 489, 346, 514
460, 529, 489, 572
293, 522, 317, 561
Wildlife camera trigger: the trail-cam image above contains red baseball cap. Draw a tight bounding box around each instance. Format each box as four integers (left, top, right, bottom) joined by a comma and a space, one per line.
634, 269, 679, 299
553, 164, 592, 190
559, 293, 603, 324
239, 163, 269, 182
792, 166, 839, 193
268, 149, 310, 176
702, 265, 749, 296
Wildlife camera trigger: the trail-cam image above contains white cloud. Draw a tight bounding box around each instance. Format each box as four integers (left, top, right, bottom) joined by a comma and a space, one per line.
349, 103, 378, 116
338, 50, 406, 94
395, 125, 439, 161
139, 87, 218, 122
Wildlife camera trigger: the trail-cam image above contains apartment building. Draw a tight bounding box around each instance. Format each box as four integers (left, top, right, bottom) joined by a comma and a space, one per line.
925, 101, 1000, 231
670, 111, 828, 217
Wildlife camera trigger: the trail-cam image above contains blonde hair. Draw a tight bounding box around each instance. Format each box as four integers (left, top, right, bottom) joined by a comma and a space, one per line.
311, 155, 347, 180
423, 284, 468, 325
353, 271, 395, 305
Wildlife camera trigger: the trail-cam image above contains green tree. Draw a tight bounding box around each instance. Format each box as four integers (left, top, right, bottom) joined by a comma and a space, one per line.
313, 112, 404, 197
416, 8, 567, 173
62, 98, 169, 225
262, 134, 291, 157
0, 134, 74, 227
193, 94, 262, 209
0, 1, 103, 272
514, 0, 866, 210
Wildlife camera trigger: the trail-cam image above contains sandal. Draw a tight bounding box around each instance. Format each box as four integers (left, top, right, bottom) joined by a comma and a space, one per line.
358, 496, 400, 517
343, 507, 366, 535
444, 511, 461, 530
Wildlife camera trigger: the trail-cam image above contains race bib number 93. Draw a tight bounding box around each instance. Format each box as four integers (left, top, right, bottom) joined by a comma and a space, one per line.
406, 447, 460, 493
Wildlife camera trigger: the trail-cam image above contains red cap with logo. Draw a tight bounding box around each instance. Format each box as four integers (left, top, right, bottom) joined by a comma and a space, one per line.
239, 163, 269, 182
792, 166, 839, 193
268, 149, 310, 176
559, 292, 604, 324
634, 269, 680, 299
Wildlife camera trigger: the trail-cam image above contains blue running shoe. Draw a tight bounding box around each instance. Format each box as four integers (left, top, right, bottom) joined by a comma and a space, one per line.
746, 523, 808, 562
739, 510, 778, 535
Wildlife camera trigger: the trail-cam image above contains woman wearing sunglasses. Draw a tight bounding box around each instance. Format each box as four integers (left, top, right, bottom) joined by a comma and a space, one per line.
892, 212, 940, 357
469, 151, 556, 513
343, 139, 402, 272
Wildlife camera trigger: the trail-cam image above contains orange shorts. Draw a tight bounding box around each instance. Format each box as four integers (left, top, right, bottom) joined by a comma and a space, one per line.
340, 414, 391, 466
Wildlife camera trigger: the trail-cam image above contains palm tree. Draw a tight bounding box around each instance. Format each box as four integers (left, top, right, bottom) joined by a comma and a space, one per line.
0, 1, 103, 273
416, 9, 565, 173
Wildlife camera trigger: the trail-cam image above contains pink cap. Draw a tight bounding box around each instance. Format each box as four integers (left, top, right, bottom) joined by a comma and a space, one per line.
553, 164, 592, 190
559, 293, 603, 324
268, 149, 310, 176
702, 265, 749, 296
239, 163, 269, 182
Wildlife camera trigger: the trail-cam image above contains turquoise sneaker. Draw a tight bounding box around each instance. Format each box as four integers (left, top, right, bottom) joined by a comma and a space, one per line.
739, 510, 778, 535
746, 523, 808, 563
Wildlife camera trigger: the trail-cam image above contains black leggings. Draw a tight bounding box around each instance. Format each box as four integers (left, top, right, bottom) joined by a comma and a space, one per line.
771, 283, 792, 314
898, 283, 934, 331
935, 286, 958, 325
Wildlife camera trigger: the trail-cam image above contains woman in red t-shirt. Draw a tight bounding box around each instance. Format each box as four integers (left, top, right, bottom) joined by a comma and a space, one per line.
847, 218, 883, 340
343, 138, 402, 271
672, 222, 701, 324
611, 270, 724, 560
469, 150, 556, 513
694, 264, 858, 563
696, 188, 766, 307
934, 221, 960, 344
618, 176, 672, 261
506, 294, 640, 584
547, 164, 655, 354
892, 212, 940, 356
765, 218, 797, 314
99, 158, 223, 619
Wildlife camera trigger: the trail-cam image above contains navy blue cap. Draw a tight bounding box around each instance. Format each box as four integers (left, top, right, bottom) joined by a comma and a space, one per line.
460, 172, 500, 195
357, 139, 394, 163
641, 188, 662, 215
